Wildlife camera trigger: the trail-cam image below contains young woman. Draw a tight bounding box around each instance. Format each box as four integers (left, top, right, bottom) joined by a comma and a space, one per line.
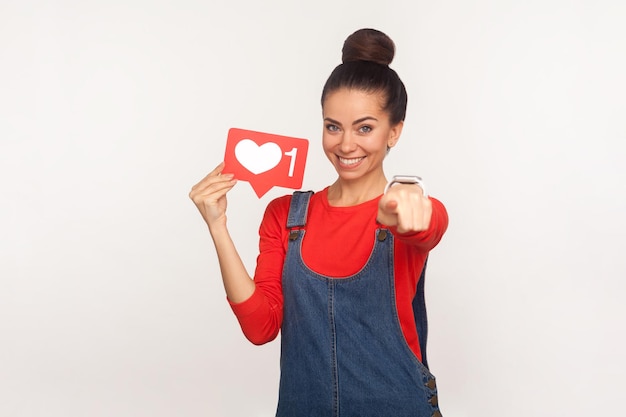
190, 28, 448, 417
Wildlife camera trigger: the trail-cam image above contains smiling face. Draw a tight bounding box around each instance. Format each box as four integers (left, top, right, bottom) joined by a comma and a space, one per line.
322, 88, 403, 185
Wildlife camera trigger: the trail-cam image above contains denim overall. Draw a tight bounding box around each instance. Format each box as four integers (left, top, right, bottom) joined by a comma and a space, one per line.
276, 191, 442, 417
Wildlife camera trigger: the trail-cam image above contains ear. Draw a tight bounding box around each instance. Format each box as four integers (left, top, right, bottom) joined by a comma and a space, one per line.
387, 121, 404, 149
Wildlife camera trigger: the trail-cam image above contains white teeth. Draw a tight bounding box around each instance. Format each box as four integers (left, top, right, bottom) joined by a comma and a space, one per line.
339, 156, 364, 165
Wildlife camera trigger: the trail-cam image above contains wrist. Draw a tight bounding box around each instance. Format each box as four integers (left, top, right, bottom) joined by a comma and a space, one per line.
384, 175, 427, 197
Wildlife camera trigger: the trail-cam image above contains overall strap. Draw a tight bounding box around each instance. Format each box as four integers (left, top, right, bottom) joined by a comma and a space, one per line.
286, 191, 314, 228
412, 257, 430, 369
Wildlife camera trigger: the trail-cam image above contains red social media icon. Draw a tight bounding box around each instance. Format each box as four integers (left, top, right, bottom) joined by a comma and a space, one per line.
223, 128, 309, 198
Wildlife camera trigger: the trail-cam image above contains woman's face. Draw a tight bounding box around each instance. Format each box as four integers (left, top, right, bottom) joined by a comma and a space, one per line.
322, 88, 403, 182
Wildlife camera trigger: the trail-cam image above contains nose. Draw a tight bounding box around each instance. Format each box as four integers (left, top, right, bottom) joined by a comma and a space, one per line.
339, 131, 357, 154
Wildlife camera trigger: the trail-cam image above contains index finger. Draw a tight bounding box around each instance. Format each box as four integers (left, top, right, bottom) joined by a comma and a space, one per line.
384, 199, 399, 213
191, 161, 225, 191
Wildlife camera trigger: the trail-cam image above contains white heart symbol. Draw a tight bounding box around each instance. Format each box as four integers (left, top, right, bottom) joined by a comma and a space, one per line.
234, 139, 282, 175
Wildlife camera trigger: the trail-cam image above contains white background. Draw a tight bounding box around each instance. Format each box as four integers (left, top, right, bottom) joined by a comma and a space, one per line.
1, 1, 625, 416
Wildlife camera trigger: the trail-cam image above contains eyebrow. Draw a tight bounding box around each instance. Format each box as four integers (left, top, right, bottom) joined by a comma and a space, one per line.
324, 116, 379, 126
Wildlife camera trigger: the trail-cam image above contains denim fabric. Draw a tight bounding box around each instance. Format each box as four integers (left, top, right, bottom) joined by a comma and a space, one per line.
413, 258, 430, 370
277, 192, 441, 417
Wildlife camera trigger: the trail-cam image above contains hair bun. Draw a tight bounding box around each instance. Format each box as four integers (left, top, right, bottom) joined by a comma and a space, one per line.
341, 28, 395, 66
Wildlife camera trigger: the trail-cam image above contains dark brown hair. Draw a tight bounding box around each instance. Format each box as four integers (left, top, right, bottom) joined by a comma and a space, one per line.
321, 28, 408, 125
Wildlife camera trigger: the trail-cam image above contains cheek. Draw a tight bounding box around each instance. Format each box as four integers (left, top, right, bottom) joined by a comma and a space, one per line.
321, 132, 335, 151
364, 133, 388, 151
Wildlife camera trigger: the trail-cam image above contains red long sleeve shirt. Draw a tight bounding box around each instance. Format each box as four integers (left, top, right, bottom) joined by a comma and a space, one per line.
229, 187, 448, 362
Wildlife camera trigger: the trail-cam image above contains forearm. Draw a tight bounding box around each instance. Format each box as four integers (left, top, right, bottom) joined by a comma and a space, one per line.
209, 224, 256, 304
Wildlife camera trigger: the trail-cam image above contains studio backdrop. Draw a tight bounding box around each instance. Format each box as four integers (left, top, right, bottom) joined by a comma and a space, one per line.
1, 1, 625, 416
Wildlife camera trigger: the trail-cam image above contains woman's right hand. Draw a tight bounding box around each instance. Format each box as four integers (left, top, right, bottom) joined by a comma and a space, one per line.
189, 162, 237, 230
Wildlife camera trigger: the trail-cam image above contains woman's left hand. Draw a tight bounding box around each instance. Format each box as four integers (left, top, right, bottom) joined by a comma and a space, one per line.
377, 184, 432, 234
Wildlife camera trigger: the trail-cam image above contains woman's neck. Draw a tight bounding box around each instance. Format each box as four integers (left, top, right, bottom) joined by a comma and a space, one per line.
326, 175, 388, 207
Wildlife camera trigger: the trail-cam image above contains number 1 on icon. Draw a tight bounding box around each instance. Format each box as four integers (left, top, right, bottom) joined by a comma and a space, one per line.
284, 148, 297, 177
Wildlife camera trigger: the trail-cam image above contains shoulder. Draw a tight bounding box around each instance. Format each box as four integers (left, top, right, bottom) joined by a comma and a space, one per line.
265, 193, 292, 212
260, 191, 320, 236
265, 189, 323, 215
262, 194, 292, 227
